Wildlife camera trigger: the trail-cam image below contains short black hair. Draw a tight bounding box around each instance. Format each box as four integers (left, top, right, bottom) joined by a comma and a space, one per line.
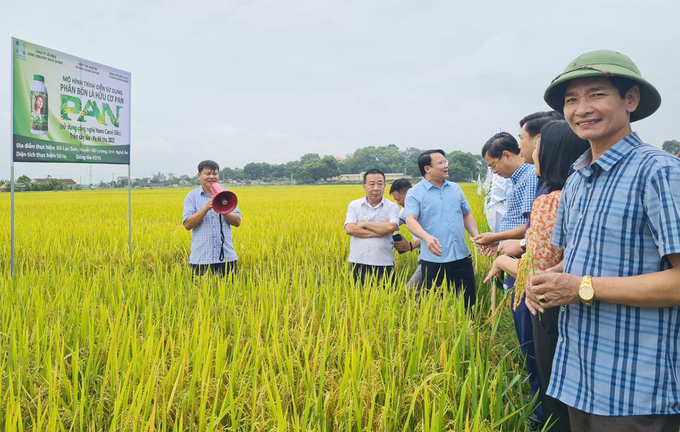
198, 160, 219, 173
519, 111, 564, 137
363, 168, 385, 184
537, 120, 590, 191
417, 149, 446, 176
481, 132, 519, 159
389, 178, 412, 194
609, 77, 636, 99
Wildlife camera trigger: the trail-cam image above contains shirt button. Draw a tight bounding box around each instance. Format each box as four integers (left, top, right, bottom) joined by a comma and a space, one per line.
561, 306, 566, 311
559, 337, 564, 342
586, 183, 592, 188
579, 213, 583, 219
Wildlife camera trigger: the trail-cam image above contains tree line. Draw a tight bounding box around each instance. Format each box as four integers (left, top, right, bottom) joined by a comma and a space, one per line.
10, 175, 82, 191
662, 139, 680, 156
220, 144, 488, 184
5, 140, 678, 190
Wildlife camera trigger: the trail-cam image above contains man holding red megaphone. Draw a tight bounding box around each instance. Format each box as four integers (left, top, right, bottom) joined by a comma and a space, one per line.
183, 160, 241, 276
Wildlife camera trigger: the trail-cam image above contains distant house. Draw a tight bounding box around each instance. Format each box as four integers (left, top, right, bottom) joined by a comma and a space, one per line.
333, 172, 413, 182
335, 173, 362, 182
384, 173, 412, 181
33, 176, 76, 185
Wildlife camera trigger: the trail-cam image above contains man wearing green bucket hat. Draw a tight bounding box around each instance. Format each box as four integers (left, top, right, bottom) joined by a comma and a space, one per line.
527, 50, 680, 430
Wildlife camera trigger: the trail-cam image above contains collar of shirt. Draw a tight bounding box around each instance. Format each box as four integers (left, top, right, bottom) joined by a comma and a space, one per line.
361, 196, 386, 209
510, 163, 532, 185
573, 132, 642, 180
422, 178, 451, 191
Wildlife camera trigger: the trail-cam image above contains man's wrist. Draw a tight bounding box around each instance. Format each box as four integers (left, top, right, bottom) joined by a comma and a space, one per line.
579, 275, 595, 305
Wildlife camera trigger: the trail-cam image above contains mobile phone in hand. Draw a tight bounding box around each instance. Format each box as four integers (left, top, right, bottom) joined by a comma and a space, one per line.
393, 233, 406, 254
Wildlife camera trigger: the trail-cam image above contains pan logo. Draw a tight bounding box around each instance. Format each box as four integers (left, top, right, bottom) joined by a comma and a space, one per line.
14, 40, 26, 61
15, 40, 26, 55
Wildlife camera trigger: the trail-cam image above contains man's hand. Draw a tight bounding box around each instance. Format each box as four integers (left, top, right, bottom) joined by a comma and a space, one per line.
357, 219, 397, 235
184, 198, 213, 230
471, 232, 498, 246
483, 259, 503, 284
423, 234, 443, 257
497, 240, 523, 257
526, 272, 580, 314
392, 237, 411, 252
476, 242, 498, 257
344, 223, 380, 238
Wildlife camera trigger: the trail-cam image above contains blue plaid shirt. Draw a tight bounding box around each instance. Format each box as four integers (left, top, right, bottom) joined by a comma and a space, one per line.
549, 132, 680, 416
183, 187, 241, 264
499, 163, 537, 232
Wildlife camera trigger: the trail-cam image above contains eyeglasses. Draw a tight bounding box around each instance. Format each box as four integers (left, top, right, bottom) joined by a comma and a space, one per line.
488, 156, 501, 171
431, 159, 449, 167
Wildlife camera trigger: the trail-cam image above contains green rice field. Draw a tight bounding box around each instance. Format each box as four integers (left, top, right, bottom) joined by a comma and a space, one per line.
0, 185, 537, 431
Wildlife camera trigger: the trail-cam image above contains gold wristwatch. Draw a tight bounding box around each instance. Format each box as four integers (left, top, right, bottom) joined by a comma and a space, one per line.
579, 276, 595, 306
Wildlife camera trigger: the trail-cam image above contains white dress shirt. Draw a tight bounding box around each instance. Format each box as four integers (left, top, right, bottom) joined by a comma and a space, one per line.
344, 197, 399, 266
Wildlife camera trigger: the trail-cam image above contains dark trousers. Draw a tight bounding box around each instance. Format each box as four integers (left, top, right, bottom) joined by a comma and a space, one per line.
568, 407, 680, 432
352, 264, 393, 285
191, 261, 237, 276
508, 275, 542, 421
420, 256, 476, 309
532, 306, 570, 432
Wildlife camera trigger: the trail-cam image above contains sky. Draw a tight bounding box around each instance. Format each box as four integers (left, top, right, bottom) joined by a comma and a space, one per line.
1, 0, 679, 184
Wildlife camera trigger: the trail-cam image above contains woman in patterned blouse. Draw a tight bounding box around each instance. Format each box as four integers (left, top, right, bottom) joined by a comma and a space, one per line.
484, 120, 589, 432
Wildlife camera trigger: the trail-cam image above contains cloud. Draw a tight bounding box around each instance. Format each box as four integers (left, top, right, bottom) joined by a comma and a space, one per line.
138, 137, 174, 151
199, 121, 237, 138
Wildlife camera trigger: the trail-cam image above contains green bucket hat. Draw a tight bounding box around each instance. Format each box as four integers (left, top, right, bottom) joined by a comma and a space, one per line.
544, 50, 661, 122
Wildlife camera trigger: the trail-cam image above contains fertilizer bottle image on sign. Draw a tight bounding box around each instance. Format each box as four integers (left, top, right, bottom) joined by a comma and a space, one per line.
30, 74, 48, 135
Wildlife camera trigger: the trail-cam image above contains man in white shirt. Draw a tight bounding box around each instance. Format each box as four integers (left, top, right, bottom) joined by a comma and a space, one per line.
344, 169, 400, 284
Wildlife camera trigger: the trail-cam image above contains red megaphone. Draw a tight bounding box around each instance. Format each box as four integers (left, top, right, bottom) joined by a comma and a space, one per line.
210, 183, 238, 214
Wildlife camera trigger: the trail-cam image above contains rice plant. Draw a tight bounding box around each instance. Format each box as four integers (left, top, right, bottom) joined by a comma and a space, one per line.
0, 185, 539, 431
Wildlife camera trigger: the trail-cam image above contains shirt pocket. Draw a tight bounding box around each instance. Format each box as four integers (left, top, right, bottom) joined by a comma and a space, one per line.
444, 195, 462, 224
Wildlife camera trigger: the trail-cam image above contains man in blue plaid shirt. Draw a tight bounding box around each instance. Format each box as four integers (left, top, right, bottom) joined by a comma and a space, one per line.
529, 51, 680, 431
473, 133, 542, 422
183, 160, 241, 276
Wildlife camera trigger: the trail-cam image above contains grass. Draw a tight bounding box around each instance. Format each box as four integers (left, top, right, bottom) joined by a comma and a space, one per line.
0, 184, 538, 431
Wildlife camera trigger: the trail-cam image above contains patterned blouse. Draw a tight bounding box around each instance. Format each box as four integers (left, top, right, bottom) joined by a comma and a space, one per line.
520, 190, 563, 272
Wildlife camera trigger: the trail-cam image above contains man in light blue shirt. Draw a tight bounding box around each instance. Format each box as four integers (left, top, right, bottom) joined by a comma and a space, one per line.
183, 160, 241, 276
404, 150, 480, 308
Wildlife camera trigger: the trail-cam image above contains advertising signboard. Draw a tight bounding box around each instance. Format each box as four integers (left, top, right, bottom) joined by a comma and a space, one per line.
12, 38, 131, 164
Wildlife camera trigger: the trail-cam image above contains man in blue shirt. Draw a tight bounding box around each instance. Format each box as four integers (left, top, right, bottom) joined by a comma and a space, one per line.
183, 160, 242, 276
404, 150, 480, 309
529, 50, 680, 431
473, 132, 538, 251
473, 132, 542, 423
